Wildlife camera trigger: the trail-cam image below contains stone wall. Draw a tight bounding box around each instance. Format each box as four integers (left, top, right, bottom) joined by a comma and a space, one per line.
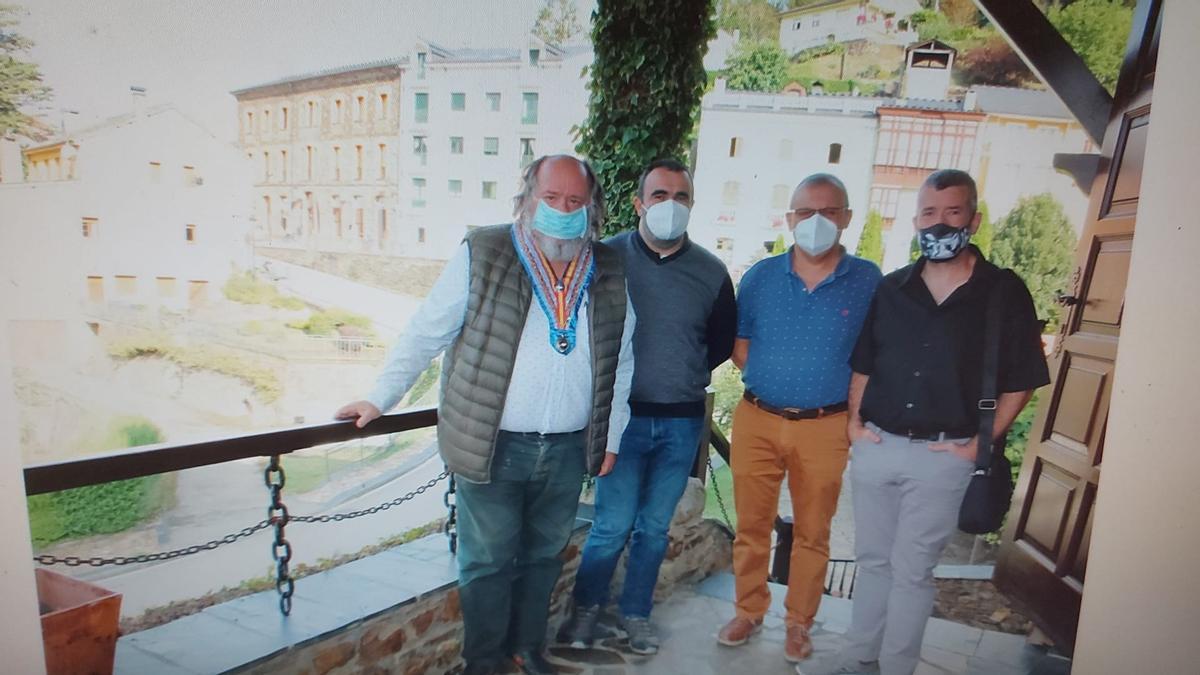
239, 479, 731, 674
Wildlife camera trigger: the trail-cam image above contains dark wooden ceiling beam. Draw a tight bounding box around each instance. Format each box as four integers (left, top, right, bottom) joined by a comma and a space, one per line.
974, 0, 1112, 144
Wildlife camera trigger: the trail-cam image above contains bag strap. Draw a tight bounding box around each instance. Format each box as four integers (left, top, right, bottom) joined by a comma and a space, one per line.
976, 272, 1008, 472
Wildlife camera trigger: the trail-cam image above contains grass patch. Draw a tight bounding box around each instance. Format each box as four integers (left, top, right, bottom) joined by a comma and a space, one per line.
287, 308, 374, 337
223, 271, 306, 310
28, 417, 177, 547
108, 335, 281, 402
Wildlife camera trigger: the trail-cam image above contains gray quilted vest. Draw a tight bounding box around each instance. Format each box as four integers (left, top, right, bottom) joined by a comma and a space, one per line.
438, 224, 627, 483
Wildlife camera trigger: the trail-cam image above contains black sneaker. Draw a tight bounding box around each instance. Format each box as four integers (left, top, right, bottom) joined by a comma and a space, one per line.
559, 604, 601, 648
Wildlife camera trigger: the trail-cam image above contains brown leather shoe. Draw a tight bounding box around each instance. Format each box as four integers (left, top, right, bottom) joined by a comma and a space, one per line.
784, 622, 814, 663
717, 616, 763, 646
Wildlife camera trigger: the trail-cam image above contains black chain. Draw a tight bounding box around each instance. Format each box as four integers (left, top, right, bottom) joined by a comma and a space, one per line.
290, 469, 449, 523
706, 452, 734, 531
265, 455, 294, 616
442, 469, 457, 554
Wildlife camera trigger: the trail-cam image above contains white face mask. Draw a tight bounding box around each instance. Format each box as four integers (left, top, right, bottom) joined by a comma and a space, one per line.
791, 213, 840, 256
643, 200, 690, 242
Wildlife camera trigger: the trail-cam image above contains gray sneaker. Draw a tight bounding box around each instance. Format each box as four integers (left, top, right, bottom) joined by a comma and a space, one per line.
559, 604, 601, 648
795, 652, 881, 675
620, 615, 660, 655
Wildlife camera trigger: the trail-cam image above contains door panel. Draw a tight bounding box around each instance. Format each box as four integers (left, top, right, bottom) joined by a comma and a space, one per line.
994, 0, 1161, 653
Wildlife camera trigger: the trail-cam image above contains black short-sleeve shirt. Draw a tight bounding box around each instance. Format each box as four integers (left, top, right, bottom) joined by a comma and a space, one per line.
849, 246, 1051, 436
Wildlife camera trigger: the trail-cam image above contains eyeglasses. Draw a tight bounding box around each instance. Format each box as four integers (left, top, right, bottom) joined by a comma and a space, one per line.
790, 207, 847, 219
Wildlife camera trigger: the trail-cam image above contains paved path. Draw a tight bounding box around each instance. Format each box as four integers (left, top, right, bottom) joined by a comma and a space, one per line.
260, 257, 421, 335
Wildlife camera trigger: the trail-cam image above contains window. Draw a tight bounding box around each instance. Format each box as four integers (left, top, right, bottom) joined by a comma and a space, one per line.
412, 177, 427, 207
115, 275, 137, 297
280, 150, 288, 181
413, 136, 428, 165
722, 181, 740, 205
448, 179, 463, 196
779, 139, 793, 160
716, 237, 733, 252
156, 276, 177, 297
355, 207, 364, 238
414, 93, 428, 123
869, 186, 901, 226
355, 145, 364, 180
483, 137, 499, 156
378, 206, 389, 242
81, 217, 97, 238
521, 92, 538, 124
264, 109, 271, 130
482, 180, 497, 199
771, 184, 790, 210
149, 161, 162, 182
262, 152, 270, 181
306, 145, 314, 180
486, 92, 501, 111
378, 144, 387, 179
418, 227, 427, 243
187, 280, 208, 309
306, 100, 316, 126
333, 205, 343, 236
378, 92, 389, 119
183, 165, 196, 186
246, 111, 254, 132
332, 146, 341, 181
86, 276, 104, 303
450, 136, 464, 154
355, 95, 365, 121
281, 106, 289, 130
520, 138, 535, 167
728, 137, 741, 157
333, 98, 343, 124
828, 142, 842, 164
416, 51, 427, 79
450, 92, 466, 111
528, 49, 540, 66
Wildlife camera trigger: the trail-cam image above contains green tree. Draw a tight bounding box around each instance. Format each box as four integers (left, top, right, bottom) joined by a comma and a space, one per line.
909, 232, 922, 263
577, 1, 716, 236
0, 4, 51, 137
991, 194, 1076, 331
716, 0, 780, 43
771, 233, 787, 255
723, 40, 789, 92
974, 200, 994, 258
533, 0, 583, 46
856, 210, 885, 266
1047, 0, 1134, 94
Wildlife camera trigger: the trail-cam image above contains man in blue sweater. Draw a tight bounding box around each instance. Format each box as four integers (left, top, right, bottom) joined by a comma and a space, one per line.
561, 158, 737, 655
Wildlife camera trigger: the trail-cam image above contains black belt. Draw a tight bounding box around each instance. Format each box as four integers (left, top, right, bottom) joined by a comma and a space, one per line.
743, 391, 848, 421
872, 423, 974, 441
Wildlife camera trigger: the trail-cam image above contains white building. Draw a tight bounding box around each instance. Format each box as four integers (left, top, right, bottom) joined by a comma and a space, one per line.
692, 82, 935, 275
0, 104, 252, 334
398, 37, 592, 259
778, 0, 920, 55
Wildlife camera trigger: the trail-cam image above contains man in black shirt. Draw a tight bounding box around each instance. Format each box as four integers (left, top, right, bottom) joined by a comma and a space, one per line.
806, 170, 1049, 675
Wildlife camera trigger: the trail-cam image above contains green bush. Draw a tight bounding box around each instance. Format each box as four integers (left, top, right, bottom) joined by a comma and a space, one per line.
790, 42, 845, 63
27, 418, 175, 547
223, 271, 305, 310
1005, 392, 1041, 483
108, 336, 282, 402
287, 308, 374, 337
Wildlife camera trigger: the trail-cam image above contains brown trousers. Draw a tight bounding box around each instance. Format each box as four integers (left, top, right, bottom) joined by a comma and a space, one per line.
730, 399, 850, 626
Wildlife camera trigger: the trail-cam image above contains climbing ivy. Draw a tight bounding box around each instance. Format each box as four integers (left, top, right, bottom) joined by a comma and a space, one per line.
577, 0, 716, 236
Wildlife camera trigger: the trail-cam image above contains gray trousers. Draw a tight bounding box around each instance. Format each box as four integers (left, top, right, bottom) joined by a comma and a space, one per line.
843, 423, 975, 675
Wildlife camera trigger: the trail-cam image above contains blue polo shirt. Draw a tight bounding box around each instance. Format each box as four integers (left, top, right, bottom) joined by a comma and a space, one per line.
737, 248, 881, 409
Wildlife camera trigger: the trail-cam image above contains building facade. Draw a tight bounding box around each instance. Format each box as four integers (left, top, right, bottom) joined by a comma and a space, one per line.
232, 60, 404, 255
778, 0, 920, 55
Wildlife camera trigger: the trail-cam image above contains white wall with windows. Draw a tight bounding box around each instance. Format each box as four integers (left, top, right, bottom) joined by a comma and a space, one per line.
778, 0, 920, 55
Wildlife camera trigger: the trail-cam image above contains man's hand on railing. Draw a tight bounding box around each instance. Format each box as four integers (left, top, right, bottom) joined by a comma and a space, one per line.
335, 401, 382, 428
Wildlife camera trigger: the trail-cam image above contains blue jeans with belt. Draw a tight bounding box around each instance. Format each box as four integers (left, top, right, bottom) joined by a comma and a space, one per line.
572, 415, 704, 618
454, 430, 587, 665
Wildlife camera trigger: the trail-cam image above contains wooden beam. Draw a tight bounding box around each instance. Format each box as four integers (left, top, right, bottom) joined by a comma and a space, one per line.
975, 0, 1112, 144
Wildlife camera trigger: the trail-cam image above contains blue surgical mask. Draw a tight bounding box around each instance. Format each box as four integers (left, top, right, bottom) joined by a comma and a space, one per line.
918, 222, 971, 262
531, 200, 588, 240
792, 213, 839, 256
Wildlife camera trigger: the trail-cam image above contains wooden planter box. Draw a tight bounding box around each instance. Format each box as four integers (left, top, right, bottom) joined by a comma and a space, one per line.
36, 568, 122, 675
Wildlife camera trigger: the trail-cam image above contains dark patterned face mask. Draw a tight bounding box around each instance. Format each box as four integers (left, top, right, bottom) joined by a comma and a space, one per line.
918, 222, 972, 262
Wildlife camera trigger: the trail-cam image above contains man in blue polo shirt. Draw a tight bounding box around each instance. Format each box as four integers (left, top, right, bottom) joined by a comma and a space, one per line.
717, 173, 881, 665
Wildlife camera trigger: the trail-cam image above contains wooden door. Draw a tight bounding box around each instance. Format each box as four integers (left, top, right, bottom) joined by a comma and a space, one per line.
993, 0, 1162, 654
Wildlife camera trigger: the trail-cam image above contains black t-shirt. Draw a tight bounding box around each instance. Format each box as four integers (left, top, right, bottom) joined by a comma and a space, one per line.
849, 247, 1051, 435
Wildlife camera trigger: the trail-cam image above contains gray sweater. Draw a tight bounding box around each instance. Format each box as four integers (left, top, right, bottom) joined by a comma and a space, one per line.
605, 231, 737, 417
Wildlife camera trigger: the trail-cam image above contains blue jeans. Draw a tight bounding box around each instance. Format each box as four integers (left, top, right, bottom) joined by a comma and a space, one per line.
572, 415, 704, 618
455, 430, 587, 664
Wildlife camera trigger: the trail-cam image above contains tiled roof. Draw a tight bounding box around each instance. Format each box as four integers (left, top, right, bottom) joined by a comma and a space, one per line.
231, 58, 406, 96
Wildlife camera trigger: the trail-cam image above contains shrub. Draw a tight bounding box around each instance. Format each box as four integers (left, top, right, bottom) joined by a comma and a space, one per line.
108, 336, 282, 402
223, 271, 305, 310
287, 308, 374, 337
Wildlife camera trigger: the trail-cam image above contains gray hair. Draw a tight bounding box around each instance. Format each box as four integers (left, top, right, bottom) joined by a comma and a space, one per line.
922, 169, 978, 214
794, 172, 850, 207
512, 154, 606, 234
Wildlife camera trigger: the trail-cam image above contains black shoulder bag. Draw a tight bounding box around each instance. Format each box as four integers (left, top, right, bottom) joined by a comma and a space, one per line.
957, 276, 1015, 535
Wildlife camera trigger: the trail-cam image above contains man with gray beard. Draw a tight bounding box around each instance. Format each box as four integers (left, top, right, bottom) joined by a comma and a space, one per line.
337, 155, 636, 675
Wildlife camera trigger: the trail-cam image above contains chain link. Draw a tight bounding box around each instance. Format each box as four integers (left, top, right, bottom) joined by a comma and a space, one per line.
33, 469, 452, 568
442, 470, 457, 554
706, 452, 733, 531
266, 455, 294, 615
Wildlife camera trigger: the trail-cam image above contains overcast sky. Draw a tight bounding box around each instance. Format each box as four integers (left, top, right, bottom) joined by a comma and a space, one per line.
18, 0, 594, 141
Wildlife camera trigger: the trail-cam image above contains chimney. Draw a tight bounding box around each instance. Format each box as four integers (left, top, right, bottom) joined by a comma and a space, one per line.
715, 77, 727, 94
130, 86, 147, 116
963, 88, 978, 111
